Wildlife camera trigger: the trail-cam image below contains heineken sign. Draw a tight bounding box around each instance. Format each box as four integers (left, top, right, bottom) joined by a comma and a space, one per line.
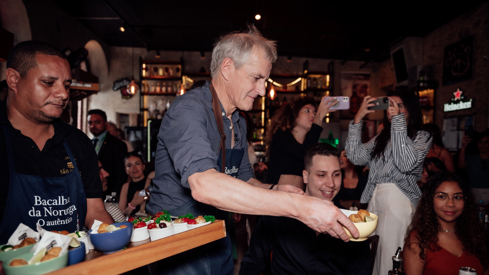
444, 88, 472, 112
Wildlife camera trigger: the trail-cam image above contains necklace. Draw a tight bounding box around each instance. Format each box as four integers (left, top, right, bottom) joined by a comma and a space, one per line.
439, 228, 456, 233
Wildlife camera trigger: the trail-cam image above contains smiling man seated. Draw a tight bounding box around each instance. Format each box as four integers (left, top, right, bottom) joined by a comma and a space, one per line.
240, 143, 371, 275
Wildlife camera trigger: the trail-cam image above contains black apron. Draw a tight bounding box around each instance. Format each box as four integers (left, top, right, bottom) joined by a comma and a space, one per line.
156, 84, 243, 275
0, 125, 87, 243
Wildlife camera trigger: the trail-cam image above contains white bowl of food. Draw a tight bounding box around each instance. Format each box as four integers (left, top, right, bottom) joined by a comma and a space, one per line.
148, 221, 174, 241
340, 209, 378, 242
171, 219, 188, 234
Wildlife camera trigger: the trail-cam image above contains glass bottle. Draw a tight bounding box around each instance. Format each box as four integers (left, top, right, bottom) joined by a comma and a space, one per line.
388, 247, 405, 275
350, 88, 360, 115
156, 82, 161, 93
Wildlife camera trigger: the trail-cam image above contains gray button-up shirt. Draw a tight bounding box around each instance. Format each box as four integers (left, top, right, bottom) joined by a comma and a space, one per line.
146, 81, 254, 214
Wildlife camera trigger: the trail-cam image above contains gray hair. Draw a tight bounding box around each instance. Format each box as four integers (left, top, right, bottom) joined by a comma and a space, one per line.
210, 25, 277, 78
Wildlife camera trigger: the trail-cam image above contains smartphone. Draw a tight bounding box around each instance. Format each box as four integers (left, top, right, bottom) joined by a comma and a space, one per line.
367, 97, 390, 110
325, 96, 350, 110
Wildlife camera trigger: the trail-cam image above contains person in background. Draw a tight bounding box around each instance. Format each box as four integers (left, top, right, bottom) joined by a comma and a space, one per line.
423, 123, 455, 172
119, 152, 149, 217
99, 161, 125, 222
88, 109, 128, 197
265, 96, 339, 190
458, 130, 489, 203
240, 143, 371, 275
403, 171, 488, 275
106, 121, 134, 152
416, 161, 430, 193
425, 157, 447, 174
345, 90, 432, 275
335, 149, 368, 209
0, 41, 114, 245
147, 25, 358, 275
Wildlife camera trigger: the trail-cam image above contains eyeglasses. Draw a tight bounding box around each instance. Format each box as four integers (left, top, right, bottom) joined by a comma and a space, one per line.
433, 193, 465, 205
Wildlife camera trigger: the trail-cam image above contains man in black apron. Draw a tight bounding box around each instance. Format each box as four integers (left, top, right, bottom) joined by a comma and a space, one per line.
147, 26, 359, 274
0, 41, 113, 246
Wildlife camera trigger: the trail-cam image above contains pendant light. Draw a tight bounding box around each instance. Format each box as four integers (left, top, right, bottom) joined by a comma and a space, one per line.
127, 45, 139, 95
268, 84, 276, 101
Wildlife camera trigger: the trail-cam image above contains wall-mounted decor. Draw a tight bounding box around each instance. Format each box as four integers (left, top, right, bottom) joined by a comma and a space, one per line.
442, 36, 473, 86
444, 88, 473, 112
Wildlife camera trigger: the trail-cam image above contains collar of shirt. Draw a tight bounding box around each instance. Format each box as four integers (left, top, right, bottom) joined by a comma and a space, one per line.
0, 99, 72, 148
203, 81, 240, 126
93, 131, 107, 140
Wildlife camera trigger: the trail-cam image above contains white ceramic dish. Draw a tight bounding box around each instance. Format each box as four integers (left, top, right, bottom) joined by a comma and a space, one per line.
187, 221, 211, 230
148, 226, 174, 241
130, 226, 149, 242
171, 222, 188, 234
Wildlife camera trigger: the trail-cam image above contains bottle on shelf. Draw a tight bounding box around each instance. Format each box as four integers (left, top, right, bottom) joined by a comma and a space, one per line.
388, 247, 405, 275
162, 82, 167, 93
156, 82, 161, 93
350, 89, 360, 115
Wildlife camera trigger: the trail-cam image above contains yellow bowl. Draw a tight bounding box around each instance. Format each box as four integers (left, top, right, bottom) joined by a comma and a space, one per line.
340, 209, 378, 242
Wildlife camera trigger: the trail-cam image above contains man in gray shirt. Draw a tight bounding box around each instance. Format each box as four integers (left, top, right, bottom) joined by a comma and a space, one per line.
147, 25, 358, 275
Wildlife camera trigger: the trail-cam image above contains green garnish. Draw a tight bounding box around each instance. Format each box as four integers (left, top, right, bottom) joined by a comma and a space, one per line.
156, 214, 171, 223
1, 245, 13, 252
76, 231, 81, 238
204, 215, 216, 223
178, 213, 195, 219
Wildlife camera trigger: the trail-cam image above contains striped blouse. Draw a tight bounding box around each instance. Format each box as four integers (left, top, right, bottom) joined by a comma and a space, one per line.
345, 113, 432, 206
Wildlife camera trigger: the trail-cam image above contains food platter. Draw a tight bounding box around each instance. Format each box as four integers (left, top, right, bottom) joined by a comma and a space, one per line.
45, 220, 226, 275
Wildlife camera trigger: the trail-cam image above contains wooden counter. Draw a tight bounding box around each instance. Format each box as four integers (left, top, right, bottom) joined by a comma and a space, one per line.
47, 220, 226, 275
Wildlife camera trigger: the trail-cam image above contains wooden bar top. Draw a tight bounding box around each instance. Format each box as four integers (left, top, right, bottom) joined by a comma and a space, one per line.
47, 220, 226, 275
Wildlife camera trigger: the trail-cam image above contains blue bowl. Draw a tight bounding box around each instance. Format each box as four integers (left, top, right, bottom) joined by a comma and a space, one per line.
67, 241, 85, 265
89, 222, 132, 253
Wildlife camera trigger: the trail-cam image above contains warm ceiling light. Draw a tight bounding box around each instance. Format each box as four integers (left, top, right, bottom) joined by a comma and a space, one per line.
269, 85, 276, 101
120, 26, 125, 32
255, 14, 261, 20
178, 83, 186, 96
127, 79, 139, 95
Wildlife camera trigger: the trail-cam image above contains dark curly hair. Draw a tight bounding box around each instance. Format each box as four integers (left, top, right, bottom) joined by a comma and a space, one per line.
265, 97, 316, 157
405, 171, 488, 269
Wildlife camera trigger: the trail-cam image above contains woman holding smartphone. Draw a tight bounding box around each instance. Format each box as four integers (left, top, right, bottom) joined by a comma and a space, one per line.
265, 96, 338, 190
345, 90, 432, 275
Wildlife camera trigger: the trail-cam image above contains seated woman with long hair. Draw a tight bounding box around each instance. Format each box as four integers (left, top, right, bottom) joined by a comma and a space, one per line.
119, 152, 151, 216
403, 171, 488, 275
423, 123, 455, 172
335, 149, 368, 209
265, 96, 338, 190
